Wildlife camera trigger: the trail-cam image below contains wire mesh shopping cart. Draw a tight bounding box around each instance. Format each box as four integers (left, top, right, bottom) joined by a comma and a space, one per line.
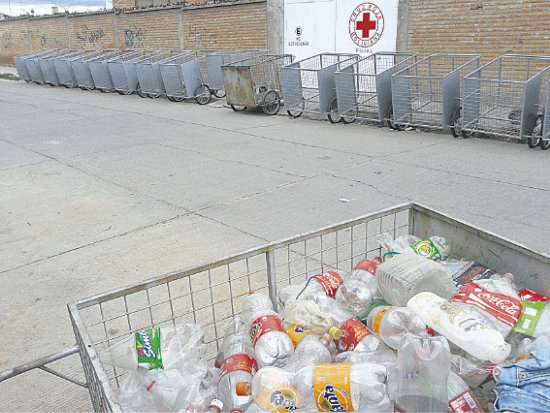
54, 50, 96, 88
461, 55, 550, 147
392, 54, 480, 136
281, 53, 360, 122
24, 49, 63, 84
107, 50, 162, 95
334, 52, 417, 126
38, 49, 72, 86
89, 50, 131, 93
72, 50, 111, 90
2, 202, 549, 411
221, 54, 294, 115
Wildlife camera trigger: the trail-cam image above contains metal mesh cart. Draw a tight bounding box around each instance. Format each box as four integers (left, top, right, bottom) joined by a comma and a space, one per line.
38, 49, 72, 86
281, 53, 360, 122
461, 55, 550, 147
54, 50, 96, 88
542, 79, 550, 150
221, 54, 294, 115
72, 50, 111, 90
334, 52, 417, 126
158, 51, 201, 103
14, 50, 56, 83
134, 50, 186, 99
107, 50, 161, 95
392, 54, 480, 136
24, 49, 64, 84
89, 50, 130, 93
2, 203, 550, 411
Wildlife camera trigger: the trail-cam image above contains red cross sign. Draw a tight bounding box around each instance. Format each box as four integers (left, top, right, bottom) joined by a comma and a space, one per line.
356, 12, 376, 39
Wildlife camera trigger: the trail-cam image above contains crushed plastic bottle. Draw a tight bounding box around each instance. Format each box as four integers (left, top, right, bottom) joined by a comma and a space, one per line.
279, 270, 346, 306
365, 305, 429, 349
335, 259, 381, 314
407, 292, 511, 364
237, 362, 390, 412
376, 251, 457, 306
218, 316, 258, 413
447, 371, 484, 413
377, 234, 449, 260
440, 259, 497, 288
395, 335, 451, 413
286, 327, 339, 371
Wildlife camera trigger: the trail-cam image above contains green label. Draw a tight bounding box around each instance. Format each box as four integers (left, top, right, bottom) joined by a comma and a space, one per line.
411, 238, 440, 259
135, 328, 163, 370
513, 300, 546, 336
357, 298, 391, 325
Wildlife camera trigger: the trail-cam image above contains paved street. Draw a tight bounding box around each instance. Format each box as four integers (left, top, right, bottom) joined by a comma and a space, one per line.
1, 77, 550, 411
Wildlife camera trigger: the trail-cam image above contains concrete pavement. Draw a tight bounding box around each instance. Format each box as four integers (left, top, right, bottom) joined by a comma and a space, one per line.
1, 77, 550, 411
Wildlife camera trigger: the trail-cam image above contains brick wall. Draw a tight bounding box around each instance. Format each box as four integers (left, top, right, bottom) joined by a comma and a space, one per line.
0, 0, 267, 65
401, 0, 550, 63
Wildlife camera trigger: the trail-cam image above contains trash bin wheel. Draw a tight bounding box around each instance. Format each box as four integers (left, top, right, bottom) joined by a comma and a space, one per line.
261, 90, 280, 116
527, 114, 542, 148
287, 98, 304, 118
118, 89, 133, 95
167, 95, 185, 102
213, 89, 226, 98
195, 84, 212, 105
137, 84, 148, 98
451, 107, 473, 138
231, 105, 247, 112
341, 107, 357, 124
327, 97, 343, 124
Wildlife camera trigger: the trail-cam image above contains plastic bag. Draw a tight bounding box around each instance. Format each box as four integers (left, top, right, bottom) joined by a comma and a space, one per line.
282, 300, 333, 335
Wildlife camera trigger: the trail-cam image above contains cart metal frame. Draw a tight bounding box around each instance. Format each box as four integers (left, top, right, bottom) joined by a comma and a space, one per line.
54, 50, 95, 88
134, 50, 186, 99
38, 49, 72, 86
281, 53, 360, 122
89, 50, 131, 93
221, 54, 294, 115
334, 52, 417, 126
13, 52, 36, 82
24, 49, 64, 84
158, 51, 201, 102
72, 50, 112, 90
107, 50, 162, 95
392, 53, 480, 136
461, 55, 550, 146
542, 79, 550, 148
3, 202, 550, 412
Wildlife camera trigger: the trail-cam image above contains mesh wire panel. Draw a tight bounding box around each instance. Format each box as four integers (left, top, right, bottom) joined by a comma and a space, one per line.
71, 205, 411, 410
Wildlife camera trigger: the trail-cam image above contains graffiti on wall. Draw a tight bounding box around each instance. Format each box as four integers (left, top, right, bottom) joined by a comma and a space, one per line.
123, 24, 145, 47
2, 31, 13, 49
76, 24, 105, 46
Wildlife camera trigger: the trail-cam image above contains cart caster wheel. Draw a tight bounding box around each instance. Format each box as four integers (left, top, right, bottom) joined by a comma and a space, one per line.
527, 114, 543, 148
327, 97, 343, 123
213, 89, 226, 98
147, 93, 161, 99
137, 86, 148, 98
341, 107, 357, 124
261, 90, 280, 116
385, 106, 398, 130
450, 107, 470, 138
118, 90, 133, 95
231, 105, 247, 112
195, 84, 212, 105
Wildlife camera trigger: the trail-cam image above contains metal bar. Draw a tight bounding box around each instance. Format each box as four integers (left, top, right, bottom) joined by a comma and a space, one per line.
0, 346, 79, 383
266, 249, 278, 312
38, 365, 87, 388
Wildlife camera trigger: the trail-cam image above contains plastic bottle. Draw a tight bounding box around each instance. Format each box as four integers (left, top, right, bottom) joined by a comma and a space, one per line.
279, 270, 346, 306
365, 305, 429, 349
376, 251, 456, 306
218, 317, 258, 413
100, 323, 205, 371
206, 399, 224, 412
316, 297, 386, 352
237, 362, 390, 412
440, 259, 497, 288
395, 335, 451, 413
285, 324, 341, 370
447, 371, 484, 413
245, 309, 294, 368
452, 273, 522, 337
407, 292, 511, 364
377, 234, 449, 260
335, 259, 380, 314
513, 299, 550, 338
242, 292, 274, 314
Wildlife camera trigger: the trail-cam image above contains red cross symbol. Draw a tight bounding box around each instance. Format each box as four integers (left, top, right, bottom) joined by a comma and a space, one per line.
356, 12, 376, 38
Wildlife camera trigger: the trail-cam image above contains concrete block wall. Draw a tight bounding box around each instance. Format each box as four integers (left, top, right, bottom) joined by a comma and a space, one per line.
398, 0, 550, 63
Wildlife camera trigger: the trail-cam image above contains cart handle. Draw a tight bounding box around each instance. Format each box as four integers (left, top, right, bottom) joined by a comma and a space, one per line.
0, 346, 87, 388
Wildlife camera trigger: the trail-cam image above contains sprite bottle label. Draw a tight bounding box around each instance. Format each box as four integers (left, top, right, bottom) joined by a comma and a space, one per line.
135, 328, 163, 370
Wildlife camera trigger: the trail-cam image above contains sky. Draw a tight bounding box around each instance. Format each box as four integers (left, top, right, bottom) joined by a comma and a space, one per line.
0, 0, 108, 16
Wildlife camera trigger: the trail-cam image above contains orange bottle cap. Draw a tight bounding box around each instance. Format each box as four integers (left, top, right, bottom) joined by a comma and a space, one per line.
235, 382, 251, 396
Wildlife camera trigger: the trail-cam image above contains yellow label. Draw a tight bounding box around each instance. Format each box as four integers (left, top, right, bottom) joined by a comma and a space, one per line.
255, 385, 302, 412
314, 363, 354, 412
372, 306, 395, 335
286, 324, 312, 349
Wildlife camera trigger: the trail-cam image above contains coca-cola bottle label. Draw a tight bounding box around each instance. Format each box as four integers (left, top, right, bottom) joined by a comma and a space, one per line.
249, 315, 285, 346
411, 238, 440, 259
219, 353, 257, 378
339, 318, 372, 351
135, 328, 163, 370
286, 324, 312, 349
449, 390, 483, 413
512, 300, 546, 336
313, 363, 354, 412
353, 259, 378, 275
519, 289, 550, 303
313, 271, 344, 298
452, 282, 523, 327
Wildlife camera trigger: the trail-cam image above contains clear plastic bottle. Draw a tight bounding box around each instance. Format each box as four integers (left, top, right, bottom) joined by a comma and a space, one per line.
447, 371, 483, 413
237, 362, 390, 412
452, 273, 522, 337
285, 324, 341, 370
218, 317, 258, 413
335, 259, 380, 314
279, 270, 346, 306
242, 292, 274, 315
396, 335, 451, 413
365, 305, 428, 349
206, 399, 224, 412
407, 292, 511, 364
245, 309, 294, 368
317, 297, 385, 353
376, 251, 456, 306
